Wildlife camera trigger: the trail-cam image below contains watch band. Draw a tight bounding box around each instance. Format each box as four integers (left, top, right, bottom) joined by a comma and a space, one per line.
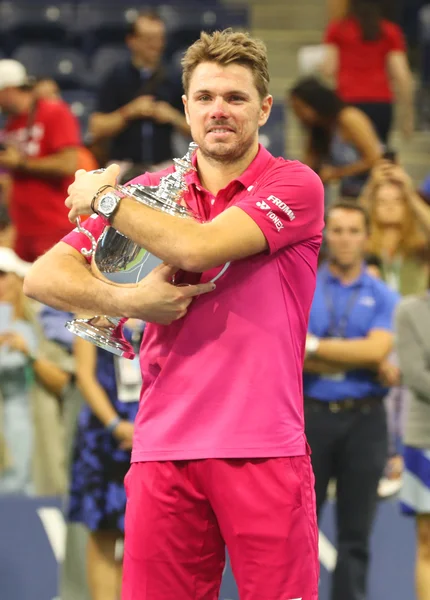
90, 185, 113, 214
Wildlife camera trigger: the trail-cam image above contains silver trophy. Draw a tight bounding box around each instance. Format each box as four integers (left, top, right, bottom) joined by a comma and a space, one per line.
66, 142, 200, 359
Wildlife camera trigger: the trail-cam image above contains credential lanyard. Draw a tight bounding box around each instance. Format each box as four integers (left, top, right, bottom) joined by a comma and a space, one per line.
323, 275, 362, 339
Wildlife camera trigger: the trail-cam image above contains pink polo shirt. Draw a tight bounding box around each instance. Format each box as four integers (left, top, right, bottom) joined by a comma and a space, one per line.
63, 145, 324, 460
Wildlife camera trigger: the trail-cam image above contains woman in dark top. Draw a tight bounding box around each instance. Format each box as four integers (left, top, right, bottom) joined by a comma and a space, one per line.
289, 76, 381, 198
68, 323, 143, 600
322, 0, 413, 143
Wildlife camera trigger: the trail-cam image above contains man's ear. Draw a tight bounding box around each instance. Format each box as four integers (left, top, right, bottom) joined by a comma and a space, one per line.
182, 95, 190, 126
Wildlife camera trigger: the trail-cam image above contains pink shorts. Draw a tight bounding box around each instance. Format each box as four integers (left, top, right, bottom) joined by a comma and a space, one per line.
123, 454, 319, 600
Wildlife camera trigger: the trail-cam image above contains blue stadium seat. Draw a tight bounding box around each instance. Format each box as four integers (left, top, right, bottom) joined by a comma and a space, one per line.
259, 103, 286, 158
0, 1, 75, 53
73, 3, 144, 53
159, 3, 249, 58
90, 45, 131, 87
12, 45, 90, 90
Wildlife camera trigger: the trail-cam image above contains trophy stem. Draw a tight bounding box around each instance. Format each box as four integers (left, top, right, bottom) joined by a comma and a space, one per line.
66, 316, 135, 359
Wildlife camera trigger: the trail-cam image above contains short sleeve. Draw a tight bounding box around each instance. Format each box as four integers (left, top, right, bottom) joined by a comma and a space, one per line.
61, 214, 107, 263
324, 20, 342, 44
61, 171, 153, 261
369, 286, 400, 332
386, 22, 406, 52
46, 102, 81, 153
236, 161, 324, 254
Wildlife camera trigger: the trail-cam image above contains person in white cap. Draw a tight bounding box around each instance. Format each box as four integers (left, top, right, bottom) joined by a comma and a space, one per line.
0, 60, 81, 262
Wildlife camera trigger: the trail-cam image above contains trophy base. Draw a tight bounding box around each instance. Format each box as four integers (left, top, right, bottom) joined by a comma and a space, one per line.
66, 316, 135, 359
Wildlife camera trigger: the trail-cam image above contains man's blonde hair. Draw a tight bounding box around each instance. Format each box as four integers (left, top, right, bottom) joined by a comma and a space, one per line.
181, 29, 270, 99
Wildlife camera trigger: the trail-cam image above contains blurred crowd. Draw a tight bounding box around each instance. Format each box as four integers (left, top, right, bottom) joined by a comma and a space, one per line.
0, 1, 430, 600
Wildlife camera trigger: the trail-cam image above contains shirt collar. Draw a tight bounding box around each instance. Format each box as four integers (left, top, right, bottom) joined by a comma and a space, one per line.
321, 262, 366, 288
185, 144, 274, 191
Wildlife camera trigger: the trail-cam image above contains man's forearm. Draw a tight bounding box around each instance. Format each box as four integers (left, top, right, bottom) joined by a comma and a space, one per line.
23, 246, 125, 315
18, 151, 78, 178
315, 338, 386, 369
335, 158, 378, 180
111, 197, 207, 272
89, 111, 128, 140
408, 191, 430, 238
304, 358, 354, 374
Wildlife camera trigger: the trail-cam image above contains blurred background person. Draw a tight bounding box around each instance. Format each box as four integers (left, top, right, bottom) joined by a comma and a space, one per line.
365, 253, 405, 497
303, 200, 399, 600
0, 247, 36, 494
0, 60, 80, 262
363, 160, 430, 295
33, 76, 99, 174
322, 0, 414, 144
33, 77, 61, 101
396, 292, 430, 600
68, 324, 143, 600
289, 76, 381, 199
0, 204, 14, 249
88, 9, 190, 176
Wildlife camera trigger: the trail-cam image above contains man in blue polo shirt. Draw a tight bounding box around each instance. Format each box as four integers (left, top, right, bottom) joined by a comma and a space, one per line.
304, 200, 399, 600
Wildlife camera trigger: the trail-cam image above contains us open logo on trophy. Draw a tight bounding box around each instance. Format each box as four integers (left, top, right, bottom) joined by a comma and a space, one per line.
66, 142, 229, 360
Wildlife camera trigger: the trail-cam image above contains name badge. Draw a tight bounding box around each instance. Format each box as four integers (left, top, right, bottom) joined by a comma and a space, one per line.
115, 355, 142, 402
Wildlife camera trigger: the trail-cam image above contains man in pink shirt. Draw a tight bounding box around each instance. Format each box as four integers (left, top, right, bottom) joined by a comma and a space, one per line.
25, 29, 324, 600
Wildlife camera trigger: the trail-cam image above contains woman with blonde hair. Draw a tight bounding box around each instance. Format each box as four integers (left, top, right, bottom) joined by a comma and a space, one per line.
364, 162, 430, 296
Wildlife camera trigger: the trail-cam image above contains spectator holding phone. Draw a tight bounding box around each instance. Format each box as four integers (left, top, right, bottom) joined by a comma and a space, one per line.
290, 76, 381, 198
360, 160, 430, 296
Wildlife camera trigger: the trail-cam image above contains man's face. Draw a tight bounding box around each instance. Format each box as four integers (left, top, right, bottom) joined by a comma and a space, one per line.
183, 62, 272, 164
128, 17, 165, 68
325, 208, 368, 269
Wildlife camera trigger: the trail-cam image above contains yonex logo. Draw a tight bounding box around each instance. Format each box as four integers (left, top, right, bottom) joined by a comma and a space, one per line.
256, 200, 271, 210
267, 195, 296, 221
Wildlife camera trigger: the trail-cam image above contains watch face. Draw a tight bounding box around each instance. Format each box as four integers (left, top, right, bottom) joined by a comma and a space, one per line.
100, 194, 117, 214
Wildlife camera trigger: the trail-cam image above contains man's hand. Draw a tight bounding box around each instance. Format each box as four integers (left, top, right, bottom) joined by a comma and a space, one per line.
152, 101, 181, 125
385, 164, 414, 193
124, 95, 155, 120
65, 163, 120, 221
0, 332, 30, 356
0, 146, 23, 170
378, 360, 401, 387
121, 264, 216, 325
113, 420, 134, 450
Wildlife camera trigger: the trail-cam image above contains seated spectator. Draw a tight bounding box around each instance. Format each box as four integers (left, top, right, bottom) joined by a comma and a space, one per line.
0, 247, 36, 494
362, 161, 430, 295
289, 76, 381, 198
321, 0, 414, 143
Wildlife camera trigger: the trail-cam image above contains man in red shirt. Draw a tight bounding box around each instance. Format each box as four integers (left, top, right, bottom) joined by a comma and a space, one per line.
0, 60, 80, 262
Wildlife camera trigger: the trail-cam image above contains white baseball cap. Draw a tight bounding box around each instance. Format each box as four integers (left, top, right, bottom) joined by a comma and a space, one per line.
0, 247, 32, 278
0, 60, 29, 91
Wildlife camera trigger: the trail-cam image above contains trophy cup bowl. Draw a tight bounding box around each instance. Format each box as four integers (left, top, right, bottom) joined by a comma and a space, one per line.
66, 143, 200, 359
